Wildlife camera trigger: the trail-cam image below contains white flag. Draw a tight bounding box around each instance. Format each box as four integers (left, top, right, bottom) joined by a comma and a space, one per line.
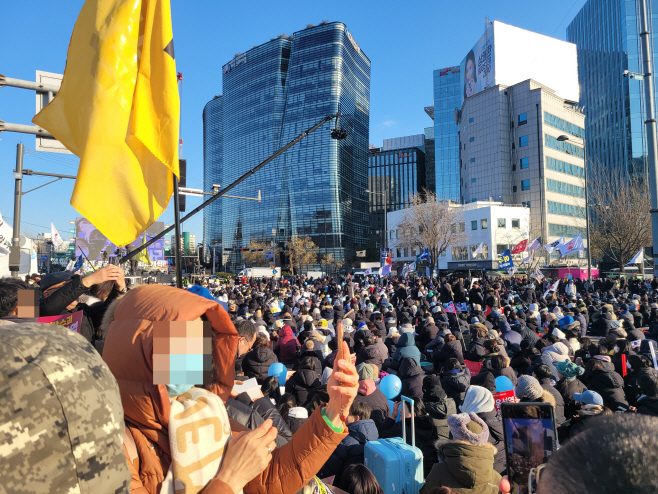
522, 254, 532, 263
625, 248, 644, 266
363, 268, 372, 275
543, 279, 560, 299
527, 237, 542, 252
379, 264, 392, 276
559, 234, 584, 257
51, 222, 64, 248
474, 242, 484, 255
507, 266, 517, 276
544, 236, 565, 254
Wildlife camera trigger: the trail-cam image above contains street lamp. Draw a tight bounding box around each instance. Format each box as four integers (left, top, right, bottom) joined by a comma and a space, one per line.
366, 188, 388, 252
557, 134, 591, 281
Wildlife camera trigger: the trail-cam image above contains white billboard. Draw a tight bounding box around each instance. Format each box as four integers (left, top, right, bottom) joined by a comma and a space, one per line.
460, 21, 579, 106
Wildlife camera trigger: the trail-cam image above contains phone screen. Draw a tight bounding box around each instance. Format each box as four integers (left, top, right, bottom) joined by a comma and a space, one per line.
502, 403, 557, 494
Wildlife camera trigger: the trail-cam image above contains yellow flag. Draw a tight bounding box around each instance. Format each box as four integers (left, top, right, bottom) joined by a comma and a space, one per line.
135, 233, 152, 265
33, 0, 179, 246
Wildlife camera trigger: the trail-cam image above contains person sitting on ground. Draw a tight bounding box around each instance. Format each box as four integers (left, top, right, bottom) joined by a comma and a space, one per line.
557, 390, 612, 444
353, 362, 390, 428
636, 373, 658, 417
333, 464, 384, 494
555, 360, 587, 419
533, 364, 566, 424
440, 358, 471, 409
422, 412, 501, 494
241, 332, 278, 383
319, 401, 379, 479
286, 355, 322, 406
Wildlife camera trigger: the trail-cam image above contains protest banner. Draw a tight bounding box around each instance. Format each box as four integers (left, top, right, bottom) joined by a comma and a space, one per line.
38, 310, 84, 333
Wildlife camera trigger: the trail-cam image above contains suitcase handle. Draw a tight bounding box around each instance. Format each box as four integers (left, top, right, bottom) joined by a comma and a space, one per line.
400, 395, 415, 448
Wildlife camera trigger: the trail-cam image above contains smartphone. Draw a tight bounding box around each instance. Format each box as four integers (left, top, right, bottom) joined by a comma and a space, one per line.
502, 402, 557, 494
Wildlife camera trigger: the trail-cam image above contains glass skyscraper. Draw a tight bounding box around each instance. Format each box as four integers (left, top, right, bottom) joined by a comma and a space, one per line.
211, 22, 370, 272
202, 95, 223, 263
567, 0, 657, 177
433, 65, 462, 201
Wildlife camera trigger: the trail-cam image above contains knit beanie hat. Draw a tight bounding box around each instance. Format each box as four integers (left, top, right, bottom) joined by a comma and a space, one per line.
556, 360, 585, 379
447, 412, 490, 446
515, 375, 544, 400
460, 386, 495, 414
356, 362, 375, 381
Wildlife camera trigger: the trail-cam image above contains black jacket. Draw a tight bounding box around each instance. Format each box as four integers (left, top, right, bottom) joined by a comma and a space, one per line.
424, 394, 457, 443
585, 364, 629, 410
354, 385, 390, 428
284, 369, 321, 407
433, 339, 465, 369
625, 367, 658, 406
226, 398, 288, 448
356, 343, 386, 371
538, 378, 566, 424
398, 357, 425, 401
241, 347, 278, 383
440, 367, 471, 408
555, 377, 587, 419
319, 419, 379, 478
636, 396, 658, 417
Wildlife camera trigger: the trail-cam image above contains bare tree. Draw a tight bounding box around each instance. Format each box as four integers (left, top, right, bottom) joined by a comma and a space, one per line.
396, 191, 468, 276
587, 165, 651, 270
242, 240, 272, 267
321, 253, 342, 276
286, 236, 318, 275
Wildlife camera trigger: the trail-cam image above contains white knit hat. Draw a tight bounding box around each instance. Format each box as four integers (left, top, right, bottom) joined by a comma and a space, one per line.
460, 386, 495, 414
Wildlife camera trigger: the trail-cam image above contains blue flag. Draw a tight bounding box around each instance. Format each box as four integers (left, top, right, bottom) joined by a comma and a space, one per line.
498, 249, 514, 269
73, 256, 83, 271
419, 248, 430, 261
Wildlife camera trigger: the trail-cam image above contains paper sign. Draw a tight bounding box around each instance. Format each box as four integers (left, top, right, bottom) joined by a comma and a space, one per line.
464, 360, 483, 376
232, 378, 262, 401
493, 389, 517, 414
37, 310, 83, 333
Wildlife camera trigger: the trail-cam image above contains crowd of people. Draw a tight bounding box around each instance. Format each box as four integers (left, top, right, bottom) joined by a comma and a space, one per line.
2, 267, 658, 493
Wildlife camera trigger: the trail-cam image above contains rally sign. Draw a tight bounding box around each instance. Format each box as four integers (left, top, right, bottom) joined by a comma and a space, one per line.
493, 389, 516, 414
38, 311, 84, 333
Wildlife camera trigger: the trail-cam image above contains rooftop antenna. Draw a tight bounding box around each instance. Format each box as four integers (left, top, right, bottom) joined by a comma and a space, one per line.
485, 16, 492, 31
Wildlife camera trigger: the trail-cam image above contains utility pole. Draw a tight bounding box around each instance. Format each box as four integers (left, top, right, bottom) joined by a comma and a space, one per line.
9, 144, 24, 277
639, 0, 658, 277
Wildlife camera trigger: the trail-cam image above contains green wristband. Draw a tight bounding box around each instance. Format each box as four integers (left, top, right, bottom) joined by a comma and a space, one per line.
321, 407, 345, 433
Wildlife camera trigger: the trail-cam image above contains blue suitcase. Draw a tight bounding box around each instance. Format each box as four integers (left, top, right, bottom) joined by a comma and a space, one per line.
364, 396, 423, 494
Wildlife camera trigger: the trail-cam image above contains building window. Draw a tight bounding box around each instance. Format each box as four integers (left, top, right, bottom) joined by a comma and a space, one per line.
481, 219, 488, 229
521, 179, 530, 191
512, 219, 520, 228
497, 244, 507, 255
469, 117, 474, 123
513, 186, 518, 192
545, 135, 584, 158
471, 177, 476, 183
544, 112, 584, 138
470, 157, 475, 163
498, 218, 506, 228
471, 243, 489, 260
522, 201, 531, 207
518, 113, 528, 125
519, 135, 528, 147
470, 137, 474, 142
459, 222, 465, 232
471, 220, 478, 230
520, 157, 529, 169
548, 201, 586, 218
545, 156, 585, 178
546, 178, 585, 198
452, 246, 469, 261
472, 198, 477, 203
549, 223, 587, 237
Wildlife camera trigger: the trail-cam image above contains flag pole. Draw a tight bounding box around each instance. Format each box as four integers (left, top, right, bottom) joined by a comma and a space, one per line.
173, 174, 183, 288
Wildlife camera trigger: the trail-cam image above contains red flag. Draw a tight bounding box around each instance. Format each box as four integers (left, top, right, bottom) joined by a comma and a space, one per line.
511, 239, 528, 254
484, 306, 492, 317
621, 353, 627, 377
386, 251, 392, 265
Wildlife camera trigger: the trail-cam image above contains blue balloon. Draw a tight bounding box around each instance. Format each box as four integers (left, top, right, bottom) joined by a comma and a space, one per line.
495, 375, 514, 393
380, 374, 402, 400
268, 362, 287, 386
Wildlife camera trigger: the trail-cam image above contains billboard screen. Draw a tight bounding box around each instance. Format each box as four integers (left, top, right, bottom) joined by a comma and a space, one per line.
460, 22, 579, 106
75, 218, 165, 262
460, 25, 495, 106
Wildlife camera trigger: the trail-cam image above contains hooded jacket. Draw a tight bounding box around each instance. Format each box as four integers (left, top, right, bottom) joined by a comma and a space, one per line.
389, 332, 422, 371
398, 357, 425, 401
555, 377, 588, 419
102, 285, 346, 494
636, 395, 658, 417
440, 367, 471, 408
423, 379, 457, 442
421, 441, 501, 494
356, 343, 386, 371
275, 325, 301, 363
285, 369, 322, 407
242, 346, 279, 383
434, 339, 465, 369
537, 377, 566, 424
586, 364, 629, 410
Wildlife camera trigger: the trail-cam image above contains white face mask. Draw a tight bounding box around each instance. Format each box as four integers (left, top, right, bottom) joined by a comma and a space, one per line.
614, 346, 619, 353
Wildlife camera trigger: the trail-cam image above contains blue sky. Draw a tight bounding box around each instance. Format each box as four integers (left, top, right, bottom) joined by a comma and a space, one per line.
0, 0, 586, 243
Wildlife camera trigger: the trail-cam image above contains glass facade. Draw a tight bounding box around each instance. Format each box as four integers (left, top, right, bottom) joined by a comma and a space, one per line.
548, 201, 586, 218
433, 66, 461, 201
368, 147, 426, 245
218, 23, 370, 272
202, 96, 223, 263
544, 111, 585, 138
549, 223, 588, 237
545, 135, 585, 158
546, 178, 585, 197
545, 156, 585, 178
424, 126, 435, 193
567, 0, 657, 177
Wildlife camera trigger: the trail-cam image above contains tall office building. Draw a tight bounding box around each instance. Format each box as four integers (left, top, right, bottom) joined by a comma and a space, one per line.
202, 95, 222, 264
213, 22, 370, 272
432, 66, 461, 202
567, 0, 654, 177
423, 125, 435, 194
460, 79, 587, 256
368, 142, 426, 249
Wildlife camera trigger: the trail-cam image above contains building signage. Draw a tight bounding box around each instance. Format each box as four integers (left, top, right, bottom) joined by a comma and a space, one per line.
346, 29, 361, 54
439, 67, 460, 76
223, 53, 247, 74
447, 260, 499, 270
